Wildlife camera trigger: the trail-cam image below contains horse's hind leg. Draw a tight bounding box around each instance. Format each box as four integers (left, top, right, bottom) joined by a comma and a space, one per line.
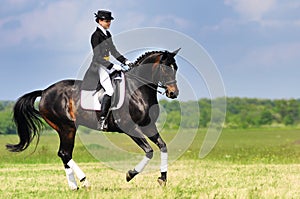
57, 125, 90, 190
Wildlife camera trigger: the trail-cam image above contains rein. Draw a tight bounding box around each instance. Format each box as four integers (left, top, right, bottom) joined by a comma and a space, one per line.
125, 72, 166, 95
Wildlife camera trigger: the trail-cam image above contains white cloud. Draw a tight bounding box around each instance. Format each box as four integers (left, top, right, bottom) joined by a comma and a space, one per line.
234, 42, 300, 70
0, 1, 81, 47
224, 0, 276, 21
0, 1, 124, 49
223, 0, 300, 29
151, 15, 191, 29
0, 0, 37, 15
0, 0, 194, 51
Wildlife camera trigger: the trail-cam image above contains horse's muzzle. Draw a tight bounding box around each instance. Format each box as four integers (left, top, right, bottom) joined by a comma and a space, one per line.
166, 85, 179, 99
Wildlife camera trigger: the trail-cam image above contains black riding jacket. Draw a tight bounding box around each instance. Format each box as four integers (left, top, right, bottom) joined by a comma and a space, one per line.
91, 27, 127, 69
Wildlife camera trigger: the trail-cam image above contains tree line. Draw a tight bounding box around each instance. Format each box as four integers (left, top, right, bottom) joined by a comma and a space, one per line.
159, 97, 300, 129
0, 98, 299, 134
0, 101, 16, 134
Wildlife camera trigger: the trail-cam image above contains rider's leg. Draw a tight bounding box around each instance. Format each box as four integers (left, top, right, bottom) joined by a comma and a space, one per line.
98, 66, 114, 130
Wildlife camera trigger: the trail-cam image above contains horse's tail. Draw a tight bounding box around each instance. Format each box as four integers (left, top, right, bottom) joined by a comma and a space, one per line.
6, 90, 44, 152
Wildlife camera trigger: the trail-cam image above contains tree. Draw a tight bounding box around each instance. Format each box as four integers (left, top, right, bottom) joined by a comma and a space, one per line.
259, 110, 273, 125
284, 115, 294, 125
0, 110, 16, 134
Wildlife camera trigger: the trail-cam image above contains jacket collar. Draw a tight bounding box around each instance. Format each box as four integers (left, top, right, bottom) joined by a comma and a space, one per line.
98, 25, 108, 36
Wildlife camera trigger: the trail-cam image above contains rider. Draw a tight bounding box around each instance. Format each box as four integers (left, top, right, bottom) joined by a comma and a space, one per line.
92, 10, 132, 130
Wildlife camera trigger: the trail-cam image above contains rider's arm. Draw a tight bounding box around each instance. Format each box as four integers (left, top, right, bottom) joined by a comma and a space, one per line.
106, 31, 127, 65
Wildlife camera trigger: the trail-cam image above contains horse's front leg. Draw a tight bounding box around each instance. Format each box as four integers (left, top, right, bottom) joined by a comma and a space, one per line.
125, 127, 154, 182
142, 125, 168, 186
150, 134, 168, 186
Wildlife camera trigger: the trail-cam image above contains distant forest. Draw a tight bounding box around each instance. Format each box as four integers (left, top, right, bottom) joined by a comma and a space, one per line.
0, 98, 299, 134
159, 98, 300, 129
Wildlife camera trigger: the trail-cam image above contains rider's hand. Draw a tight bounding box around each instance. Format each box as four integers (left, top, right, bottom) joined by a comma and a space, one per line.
125, 60, 134, 67
113, 64, 122, 71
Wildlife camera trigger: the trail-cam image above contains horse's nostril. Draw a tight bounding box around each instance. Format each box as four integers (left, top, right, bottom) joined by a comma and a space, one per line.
168, 91, 178, 99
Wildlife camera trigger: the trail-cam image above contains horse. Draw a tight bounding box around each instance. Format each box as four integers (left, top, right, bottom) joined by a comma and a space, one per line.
6, 49, 180, 190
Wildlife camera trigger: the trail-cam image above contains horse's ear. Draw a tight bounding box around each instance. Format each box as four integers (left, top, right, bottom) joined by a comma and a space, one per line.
171, 48, 181, 57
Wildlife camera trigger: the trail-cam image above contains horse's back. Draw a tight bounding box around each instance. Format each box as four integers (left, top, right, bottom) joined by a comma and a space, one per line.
43, 79, 79, 91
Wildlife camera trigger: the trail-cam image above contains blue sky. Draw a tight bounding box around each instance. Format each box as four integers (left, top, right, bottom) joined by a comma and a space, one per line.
0, 0, 299, 100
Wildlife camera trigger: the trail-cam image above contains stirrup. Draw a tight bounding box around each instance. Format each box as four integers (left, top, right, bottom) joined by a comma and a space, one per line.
98, 117, 106, 130
114, 71, 122, 80
114, 75, 122, 80
114, 77, 122, 80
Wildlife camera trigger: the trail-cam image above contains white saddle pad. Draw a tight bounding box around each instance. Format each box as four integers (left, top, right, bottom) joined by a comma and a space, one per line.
80, 90, 104, 111
80, 74, 125, 111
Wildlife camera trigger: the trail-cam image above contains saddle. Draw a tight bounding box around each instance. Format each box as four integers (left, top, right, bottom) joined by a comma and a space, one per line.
80, 72, 125, 111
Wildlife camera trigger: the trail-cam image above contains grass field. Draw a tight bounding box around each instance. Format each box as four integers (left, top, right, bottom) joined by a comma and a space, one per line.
0, 128, 300, 198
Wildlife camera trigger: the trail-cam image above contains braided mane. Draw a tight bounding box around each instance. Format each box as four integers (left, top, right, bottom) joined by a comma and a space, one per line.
132, 51, 163, 67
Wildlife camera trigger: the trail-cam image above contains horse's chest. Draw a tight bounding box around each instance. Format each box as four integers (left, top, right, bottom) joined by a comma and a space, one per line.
132, 102, 159, 123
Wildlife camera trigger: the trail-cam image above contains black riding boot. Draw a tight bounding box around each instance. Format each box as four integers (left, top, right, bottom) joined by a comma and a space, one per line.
98, 94, 111, 130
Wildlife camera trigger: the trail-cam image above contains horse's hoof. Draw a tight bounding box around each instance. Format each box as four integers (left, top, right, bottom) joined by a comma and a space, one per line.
157, 177, 167, 186
126, 172, 132, 182
81, 179, 91, 190
126, 170, 138, 182
69, 186, 79, 191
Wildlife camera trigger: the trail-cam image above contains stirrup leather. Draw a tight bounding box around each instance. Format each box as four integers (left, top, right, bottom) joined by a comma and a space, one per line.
98, 117, 107, 130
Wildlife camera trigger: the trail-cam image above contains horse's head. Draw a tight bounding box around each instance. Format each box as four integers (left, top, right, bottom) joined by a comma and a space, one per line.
155, 48, 180, 99
130, 48, 180, 99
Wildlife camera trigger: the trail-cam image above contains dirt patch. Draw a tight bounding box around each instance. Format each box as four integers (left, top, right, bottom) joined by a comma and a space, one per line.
292, 140, 300, 145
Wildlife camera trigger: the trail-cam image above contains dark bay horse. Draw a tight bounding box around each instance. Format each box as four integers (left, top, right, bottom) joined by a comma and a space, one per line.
7, 49, 180, 190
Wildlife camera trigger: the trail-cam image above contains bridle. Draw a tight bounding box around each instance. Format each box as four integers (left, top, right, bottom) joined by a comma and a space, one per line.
125, 62, 177, 95
155, 63, 177, 89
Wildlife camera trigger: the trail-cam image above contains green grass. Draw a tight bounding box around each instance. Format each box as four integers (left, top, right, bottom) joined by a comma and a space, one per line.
0, 161, 300, 198
0, 132, 97, 165
0, 128, 300, 198
2, 128, 299, 165
187, 128, 300, 164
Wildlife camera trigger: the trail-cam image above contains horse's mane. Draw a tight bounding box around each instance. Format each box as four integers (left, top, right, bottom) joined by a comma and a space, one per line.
132, 51, 163, 67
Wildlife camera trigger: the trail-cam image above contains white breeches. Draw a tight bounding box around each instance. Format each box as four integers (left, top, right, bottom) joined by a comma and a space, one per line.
98, 66, 114, 96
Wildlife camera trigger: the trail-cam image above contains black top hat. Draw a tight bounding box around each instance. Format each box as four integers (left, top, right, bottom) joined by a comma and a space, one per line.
94, 10, 114, 21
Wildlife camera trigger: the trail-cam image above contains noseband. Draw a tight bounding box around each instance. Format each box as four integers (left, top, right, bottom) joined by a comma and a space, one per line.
161, 79, 177, 87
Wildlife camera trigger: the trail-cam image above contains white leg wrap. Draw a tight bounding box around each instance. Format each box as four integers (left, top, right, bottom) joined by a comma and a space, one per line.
67, 159, 86, 181
134, 156, 151, 173
161, 152, 168, 172
65, 168, 78, 190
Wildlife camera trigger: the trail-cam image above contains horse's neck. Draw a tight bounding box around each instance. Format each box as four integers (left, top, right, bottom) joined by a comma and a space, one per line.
125, 58, 159, 98
130, 54, 158, 82
129, 64, 152, 82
